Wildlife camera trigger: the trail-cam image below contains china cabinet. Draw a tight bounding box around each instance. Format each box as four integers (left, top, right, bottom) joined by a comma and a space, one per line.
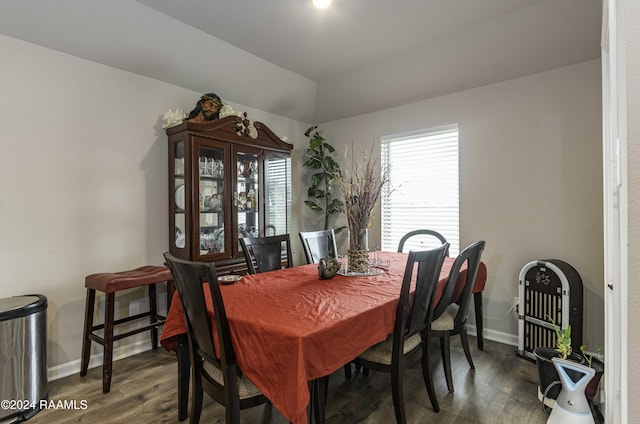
167, 115, 293, 274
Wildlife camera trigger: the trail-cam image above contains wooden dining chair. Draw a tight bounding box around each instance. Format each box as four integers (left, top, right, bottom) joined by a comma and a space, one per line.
163, 253, 270, 424
298, 228, 361, 380
357, 244, 449, 421
397, 229, 449, 255
430, 240, 486, 394
299, 229, 338, 264
239, 234, 293, 274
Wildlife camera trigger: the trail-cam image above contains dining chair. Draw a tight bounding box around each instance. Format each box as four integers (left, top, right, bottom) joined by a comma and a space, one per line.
299, 229, 338, 264
298, 229, 359, 380
163, 253, 270, 424
356, 244, 449, 421
239, 234, 293, 274
430, 240, 486, 394
397, 229, 449, 255
266, 224, 276, 237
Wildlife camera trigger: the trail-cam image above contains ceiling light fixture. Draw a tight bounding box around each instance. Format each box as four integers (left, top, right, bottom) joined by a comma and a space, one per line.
313, 0, 331, 9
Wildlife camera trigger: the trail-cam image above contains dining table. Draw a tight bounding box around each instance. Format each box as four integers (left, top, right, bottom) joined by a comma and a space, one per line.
160, 251, 487, 424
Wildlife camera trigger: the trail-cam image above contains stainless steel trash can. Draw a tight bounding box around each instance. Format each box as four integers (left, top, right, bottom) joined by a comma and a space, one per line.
0, 295, 48, 422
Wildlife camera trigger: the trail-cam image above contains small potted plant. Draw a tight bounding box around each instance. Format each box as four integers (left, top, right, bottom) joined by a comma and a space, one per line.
534, 317, 604, 422
579, 345, 605, 409
534, 317, 587, 406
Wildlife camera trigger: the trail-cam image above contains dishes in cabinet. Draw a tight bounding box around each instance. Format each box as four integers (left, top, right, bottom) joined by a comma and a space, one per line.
200, 228, 225, 253
175, 184, 185, 210
175, 226, 185, 248
208, 195, 221, 210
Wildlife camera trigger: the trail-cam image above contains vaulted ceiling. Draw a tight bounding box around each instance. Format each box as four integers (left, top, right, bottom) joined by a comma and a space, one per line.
0, 0, 602, 123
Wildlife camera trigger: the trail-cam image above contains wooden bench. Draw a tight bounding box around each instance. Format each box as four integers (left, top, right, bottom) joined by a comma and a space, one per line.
79, 265, 173, 393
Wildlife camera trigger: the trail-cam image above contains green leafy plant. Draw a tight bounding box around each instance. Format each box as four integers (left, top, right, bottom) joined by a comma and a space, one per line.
548, 316, 572, 359
580, 345, 593, 367
580, 345, 604, 368
302, 126, 345, 232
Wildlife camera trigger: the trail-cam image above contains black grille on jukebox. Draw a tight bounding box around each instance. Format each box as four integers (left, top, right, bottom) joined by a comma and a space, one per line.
517, 259, 583, 360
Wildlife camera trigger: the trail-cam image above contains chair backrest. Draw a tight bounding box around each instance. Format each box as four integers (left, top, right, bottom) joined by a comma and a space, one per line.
432, 240, 485, 326
239, 234, 293, 274
163, 252, 236, 376
397, 229, 449, 255
265, 224, 276, 237
298, 229, 338, 264
393, 244, 449, 352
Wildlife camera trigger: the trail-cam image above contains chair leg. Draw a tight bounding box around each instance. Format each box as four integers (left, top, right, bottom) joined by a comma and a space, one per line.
391, 361, 407, 424
102, 292, 115, 393
177, 335, 190, 421
167, 279, 176, 310
440, 334, 454, 393
307, 381, 313, 424
354, 359, 370, 376
343, 363, 352, 379
80, 288, 95, 377
190, 373, 204, 424
310, 376, 329, 424
459, 328, 475, 369
148, 283, 159, 350
474, 292, 484, 350
420, 342, 439, 413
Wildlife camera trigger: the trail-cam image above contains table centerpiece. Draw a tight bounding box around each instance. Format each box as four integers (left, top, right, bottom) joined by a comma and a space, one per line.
336, 143, 388, 274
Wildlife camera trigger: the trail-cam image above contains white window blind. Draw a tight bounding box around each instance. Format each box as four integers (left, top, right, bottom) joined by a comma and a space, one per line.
264, 156, 291, 236
381, 125, 459, 255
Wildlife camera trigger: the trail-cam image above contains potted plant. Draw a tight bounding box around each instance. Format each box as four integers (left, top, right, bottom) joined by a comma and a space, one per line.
580, 345, 605, 407
302, 126, 345, 233
534, 317, 604, 414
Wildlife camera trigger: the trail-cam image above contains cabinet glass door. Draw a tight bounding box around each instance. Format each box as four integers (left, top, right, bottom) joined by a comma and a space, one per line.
173, 141, 186, 250
236, 151, 260, 251
198, 146, 226, 256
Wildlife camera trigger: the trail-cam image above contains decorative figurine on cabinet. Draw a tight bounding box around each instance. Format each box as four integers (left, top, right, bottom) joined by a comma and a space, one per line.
186, 92, 223, 123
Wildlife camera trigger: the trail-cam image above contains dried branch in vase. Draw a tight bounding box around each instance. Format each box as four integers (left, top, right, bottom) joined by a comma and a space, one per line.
336, 142, 388, 251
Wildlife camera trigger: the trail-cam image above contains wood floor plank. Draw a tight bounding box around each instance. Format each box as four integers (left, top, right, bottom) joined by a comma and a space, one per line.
31, 338, 549, 423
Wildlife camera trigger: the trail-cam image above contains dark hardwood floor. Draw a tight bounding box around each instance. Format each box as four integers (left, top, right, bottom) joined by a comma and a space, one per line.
33, 337, 548, 423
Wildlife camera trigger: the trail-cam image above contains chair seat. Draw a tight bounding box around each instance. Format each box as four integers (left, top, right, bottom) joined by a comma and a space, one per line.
431, 304, 459, 331
85, 266, 172, 293
203, 360, 263, 400
358, 333, 422, 365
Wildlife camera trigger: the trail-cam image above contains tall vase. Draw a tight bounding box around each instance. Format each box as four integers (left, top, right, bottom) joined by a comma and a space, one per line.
347, 228, 369, 274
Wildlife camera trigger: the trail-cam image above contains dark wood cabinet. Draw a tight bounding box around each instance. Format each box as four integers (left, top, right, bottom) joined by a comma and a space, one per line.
167, 115, 293, 274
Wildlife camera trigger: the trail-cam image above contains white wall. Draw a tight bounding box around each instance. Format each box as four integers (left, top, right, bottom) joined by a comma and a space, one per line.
0, 34, 308, 378
316, 60, 604, 347
625, 0, 640, 418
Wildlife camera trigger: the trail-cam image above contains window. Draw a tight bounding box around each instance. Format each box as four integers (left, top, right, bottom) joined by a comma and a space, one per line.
264, 155, 291, 236
381, 124, 459, 255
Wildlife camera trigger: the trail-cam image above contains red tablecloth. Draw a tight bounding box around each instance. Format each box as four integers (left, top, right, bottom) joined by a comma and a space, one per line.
160, 252, 486, 424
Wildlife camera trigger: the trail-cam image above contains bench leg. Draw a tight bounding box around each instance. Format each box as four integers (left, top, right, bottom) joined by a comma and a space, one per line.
474, 292, 484, 350
149, 283, 159, 350
80, 288, 95, 376
103, 292, 115, 393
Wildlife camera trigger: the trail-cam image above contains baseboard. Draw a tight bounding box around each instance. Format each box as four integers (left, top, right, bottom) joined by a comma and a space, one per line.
467, 324, 519, 347
47, 340, 153, 382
